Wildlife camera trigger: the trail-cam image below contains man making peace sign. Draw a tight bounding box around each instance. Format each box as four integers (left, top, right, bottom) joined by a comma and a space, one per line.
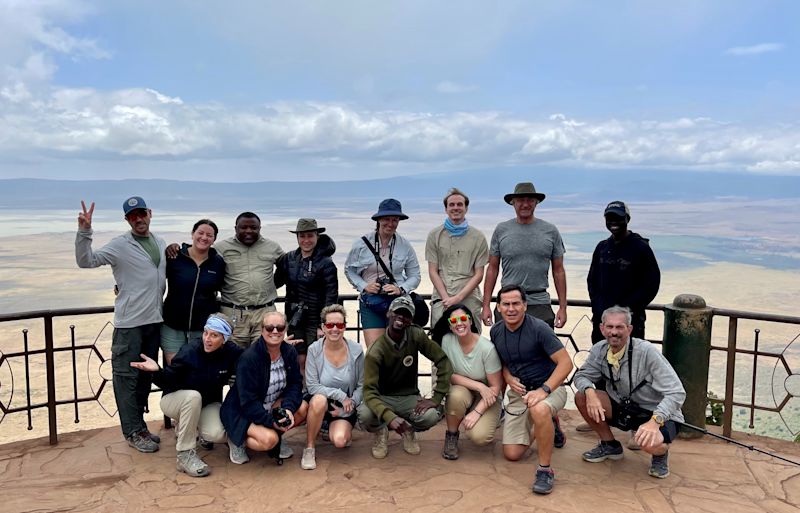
75, 197, 167, 453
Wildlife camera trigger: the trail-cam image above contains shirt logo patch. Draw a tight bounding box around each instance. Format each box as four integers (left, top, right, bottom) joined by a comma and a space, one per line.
402, 355, 414, 367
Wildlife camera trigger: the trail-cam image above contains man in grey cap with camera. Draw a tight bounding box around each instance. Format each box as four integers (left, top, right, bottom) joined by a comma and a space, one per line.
75, 197, 167, 453
481, 182, 567, 329
358, 296, 453, 459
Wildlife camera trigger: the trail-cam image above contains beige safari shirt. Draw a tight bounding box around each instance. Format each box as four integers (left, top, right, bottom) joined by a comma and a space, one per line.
215, 236, 284, 306
424, 225, 489, 302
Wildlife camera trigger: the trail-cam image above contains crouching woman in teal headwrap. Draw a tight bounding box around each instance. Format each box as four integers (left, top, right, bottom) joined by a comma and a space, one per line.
131, 314, 243, 477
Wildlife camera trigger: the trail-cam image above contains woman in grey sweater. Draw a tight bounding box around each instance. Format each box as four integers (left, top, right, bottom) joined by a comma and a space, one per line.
301, 304, 364, 470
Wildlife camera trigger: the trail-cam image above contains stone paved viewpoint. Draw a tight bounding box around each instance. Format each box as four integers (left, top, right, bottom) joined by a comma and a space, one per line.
2, 410, 799, 512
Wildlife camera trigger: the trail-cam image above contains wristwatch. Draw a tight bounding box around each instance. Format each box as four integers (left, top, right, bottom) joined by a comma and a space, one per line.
541, 384, 552, 395
651, 414, 665, 427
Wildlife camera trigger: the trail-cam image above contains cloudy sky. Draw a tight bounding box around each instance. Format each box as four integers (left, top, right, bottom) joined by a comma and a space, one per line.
1, 0, 799, 181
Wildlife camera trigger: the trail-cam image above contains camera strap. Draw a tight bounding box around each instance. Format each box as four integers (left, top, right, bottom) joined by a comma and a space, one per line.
606, 339, 648, 399
362, 234, 396, 284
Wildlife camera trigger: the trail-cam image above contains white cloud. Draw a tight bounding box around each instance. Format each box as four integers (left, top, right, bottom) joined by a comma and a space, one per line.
435, 81, 478, 94
2, 86, 800, 176
724, 42, 784, 56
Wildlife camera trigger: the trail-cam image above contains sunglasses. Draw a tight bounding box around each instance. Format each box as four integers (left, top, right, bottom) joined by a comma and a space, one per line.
323, 322, 346, 330
448, 314, 470, 325
262, 324, 286, 333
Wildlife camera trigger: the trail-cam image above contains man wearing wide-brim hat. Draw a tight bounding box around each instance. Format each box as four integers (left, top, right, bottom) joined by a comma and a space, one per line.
481, 182, 567, 330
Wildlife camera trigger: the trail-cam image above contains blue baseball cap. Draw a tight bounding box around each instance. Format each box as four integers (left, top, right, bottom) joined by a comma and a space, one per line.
123, 196, 148, 215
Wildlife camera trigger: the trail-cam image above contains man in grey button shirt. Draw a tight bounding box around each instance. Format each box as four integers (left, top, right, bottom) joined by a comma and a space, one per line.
481, 182, 567, 329
215, 212, 284, 348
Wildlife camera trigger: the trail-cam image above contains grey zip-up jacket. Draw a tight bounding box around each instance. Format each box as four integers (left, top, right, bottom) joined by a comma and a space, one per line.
305, 337, 364, 406
573, 337, 685, 422
75, 229, 167, 328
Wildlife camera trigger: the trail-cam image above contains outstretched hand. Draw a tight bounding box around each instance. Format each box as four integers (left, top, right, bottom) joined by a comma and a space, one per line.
78, 201, 94, 230
130, 353, 159, 372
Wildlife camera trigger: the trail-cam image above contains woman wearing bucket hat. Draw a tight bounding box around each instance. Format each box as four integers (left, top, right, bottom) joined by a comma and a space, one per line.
275, 218, 338, 377
345, 198, 421, 347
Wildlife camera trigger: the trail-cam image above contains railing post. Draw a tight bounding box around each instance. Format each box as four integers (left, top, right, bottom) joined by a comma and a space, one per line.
722, 317, 737, 437
662, 294, 712, 439
44, 314, 58, 445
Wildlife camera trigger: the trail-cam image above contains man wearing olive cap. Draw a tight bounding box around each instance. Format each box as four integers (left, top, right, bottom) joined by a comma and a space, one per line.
358, 296, 453, 459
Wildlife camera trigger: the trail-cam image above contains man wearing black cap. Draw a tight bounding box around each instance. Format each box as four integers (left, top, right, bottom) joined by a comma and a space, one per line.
358, 296, 453, 459
75, 197, 167, 453
587, 201, 660, 344
481, 182, 567, 330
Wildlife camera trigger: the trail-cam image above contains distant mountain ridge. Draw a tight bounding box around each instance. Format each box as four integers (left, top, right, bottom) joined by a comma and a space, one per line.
1, 168, 798, 211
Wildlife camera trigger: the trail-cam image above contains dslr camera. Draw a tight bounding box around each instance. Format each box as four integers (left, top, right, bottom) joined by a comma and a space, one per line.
288, 301, 306, 329
271, 407, 292, 428
376, 276, 392, 295
615, 396, 650, 431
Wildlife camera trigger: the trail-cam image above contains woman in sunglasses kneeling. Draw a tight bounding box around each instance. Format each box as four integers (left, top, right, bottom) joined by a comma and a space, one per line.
431, 304, 503, 460
221, 311, 309, 464
300, 304, 364, 470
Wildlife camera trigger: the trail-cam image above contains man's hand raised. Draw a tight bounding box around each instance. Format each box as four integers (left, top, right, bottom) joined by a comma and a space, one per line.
78, 201, 94, 230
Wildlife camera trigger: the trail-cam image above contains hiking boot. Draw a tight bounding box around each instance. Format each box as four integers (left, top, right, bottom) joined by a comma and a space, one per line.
402, 430, 421, 455
627, 431, 641, 451
576, 421, 593, 432
145, 430, 161, 444
279, 438, 294, 459
176, 449, 210, 477
228, 441, 249, 464
552, 415, 566, 449
649, 451, 670, 479
371, 426, 389, 459
532, 467, 555, 495
301, 447, 316, 470
582, 441, 624, 463
442, 430, 459, 460
127, 431, 159, 453
198, 436, 214, 450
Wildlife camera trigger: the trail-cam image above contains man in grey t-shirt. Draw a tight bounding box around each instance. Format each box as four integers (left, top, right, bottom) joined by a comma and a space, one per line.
481, 182, 567, 329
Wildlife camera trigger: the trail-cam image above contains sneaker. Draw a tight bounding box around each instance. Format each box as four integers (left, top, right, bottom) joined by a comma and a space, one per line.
176, 449, 210, 477
402, 430, 421, 455
228, 441, 250, 465
279, 438, 294, 459
126, 432, 159, 453
627, 431, 641, 451
442, 430, 459, 460
552, 416, 566, 449
198, 436, 214, 450
371, 426, 389, 459
576, 421, 593, 432
532, 467, 555, 495
582, 441, 624, 463
649, 452, 670, 479
320, 420, 330, 442
301, 447, 317, 470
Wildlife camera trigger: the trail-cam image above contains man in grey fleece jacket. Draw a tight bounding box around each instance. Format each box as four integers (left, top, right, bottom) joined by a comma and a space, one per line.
75, 197, 167, 453
573, 305, 685, 479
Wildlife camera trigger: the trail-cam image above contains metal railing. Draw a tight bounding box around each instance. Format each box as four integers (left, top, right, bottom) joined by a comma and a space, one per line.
1, 297, 798, 445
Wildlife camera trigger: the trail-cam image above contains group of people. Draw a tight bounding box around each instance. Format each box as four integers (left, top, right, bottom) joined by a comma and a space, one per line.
75, 181, 683, 495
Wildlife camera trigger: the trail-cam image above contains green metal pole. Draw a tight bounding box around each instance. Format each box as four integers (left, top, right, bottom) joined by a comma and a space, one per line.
662, 294, 712, 439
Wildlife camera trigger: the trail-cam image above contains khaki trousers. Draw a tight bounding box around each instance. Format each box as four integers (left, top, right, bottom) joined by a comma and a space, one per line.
445, 384, 501, 446
160, 390, 227, 451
